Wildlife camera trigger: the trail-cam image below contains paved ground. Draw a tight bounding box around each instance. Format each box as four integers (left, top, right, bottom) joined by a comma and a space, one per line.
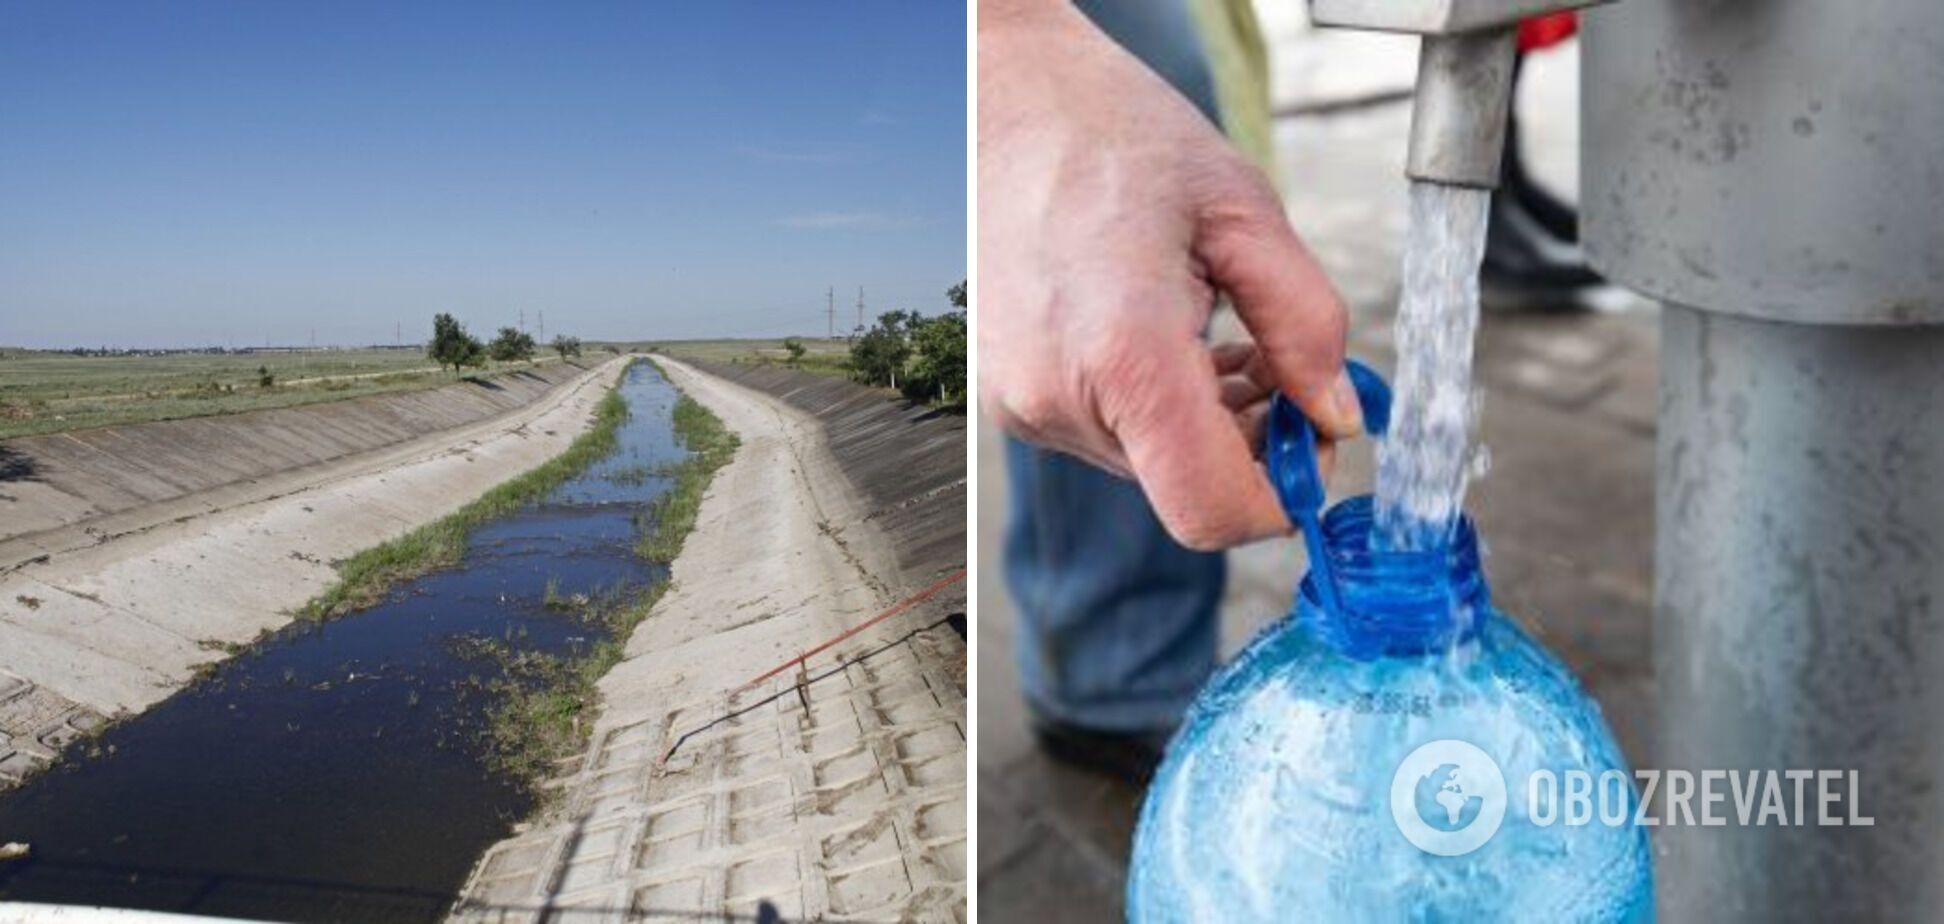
977, 20, 1660, 922
454, 359, 966, 923
0, 357, 629, 790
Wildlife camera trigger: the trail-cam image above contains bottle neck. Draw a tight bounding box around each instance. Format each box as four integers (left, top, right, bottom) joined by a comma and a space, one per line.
1297, 495, 1489, 658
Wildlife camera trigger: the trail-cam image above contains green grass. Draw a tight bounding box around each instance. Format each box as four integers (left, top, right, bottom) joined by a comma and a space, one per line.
296, 368, 633, 620
634, 376, 741, 564
0, 347, 572, 439
483, 579, 670, 782
485, 361, 740, 787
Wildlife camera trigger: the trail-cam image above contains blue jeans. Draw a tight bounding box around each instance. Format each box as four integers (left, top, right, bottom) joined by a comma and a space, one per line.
1005, 440, 1224, 732
1004, 1, 1228, 734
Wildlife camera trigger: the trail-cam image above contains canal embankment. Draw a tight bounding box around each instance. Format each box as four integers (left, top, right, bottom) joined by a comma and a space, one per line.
0, 356, 631, 789
454, 357, 966, 922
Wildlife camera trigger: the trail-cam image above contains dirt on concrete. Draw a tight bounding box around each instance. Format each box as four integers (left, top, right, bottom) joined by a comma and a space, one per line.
454, 358, 966, 923
0, 358, 631, 789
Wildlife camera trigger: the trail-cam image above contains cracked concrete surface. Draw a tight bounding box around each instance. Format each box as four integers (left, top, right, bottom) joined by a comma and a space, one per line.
0, 358, 631, 789
453, 358, 966, 923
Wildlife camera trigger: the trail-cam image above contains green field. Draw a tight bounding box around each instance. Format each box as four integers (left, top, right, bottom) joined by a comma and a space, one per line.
0, 347, 570, 440
609, 337, 855, 380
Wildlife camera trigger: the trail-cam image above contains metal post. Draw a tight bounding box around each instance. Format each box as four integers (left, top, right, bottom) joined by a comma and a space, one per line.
1656, 306, 1944, 917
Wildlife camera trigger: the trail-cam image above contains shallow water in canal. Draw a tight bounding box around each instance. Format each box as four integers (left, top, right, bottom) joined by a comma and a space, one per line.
0, 361, 684, 922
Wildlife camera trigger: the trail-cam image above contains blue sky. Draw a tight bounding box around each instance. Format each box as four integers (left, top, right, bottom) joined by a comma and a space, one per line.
0, 1, 966, 348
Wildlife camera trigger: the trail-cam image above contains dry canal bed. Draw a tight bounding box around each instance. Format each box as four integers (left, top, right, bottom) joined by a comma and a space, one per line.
0, 362, 687, 922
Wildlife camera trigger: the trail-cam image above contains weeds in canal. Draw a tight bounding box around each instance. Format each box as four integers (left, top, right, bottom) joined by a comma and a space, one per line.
482, 578, 671, 784
605, 463, 654, 487
196, 638, 246, 656
296, 363, 636, 620
633, 390, 739, 564
484, 362, 737, 789
541, 576, 573, 611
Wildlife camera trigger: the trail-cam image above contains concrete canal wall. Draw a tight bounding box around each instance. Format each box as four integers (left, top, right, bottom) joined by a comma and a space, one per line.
0, 363, 589, 571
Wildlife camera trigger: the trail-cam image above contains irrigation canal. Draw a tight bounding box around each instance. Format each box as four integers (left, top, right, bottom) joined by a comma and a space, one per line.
0, 361, 687, 922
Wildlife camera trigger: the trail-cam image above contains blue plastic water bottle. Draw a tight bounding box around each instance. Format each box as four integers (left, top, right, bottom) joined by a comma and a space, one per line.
1127, 365, 1653, 922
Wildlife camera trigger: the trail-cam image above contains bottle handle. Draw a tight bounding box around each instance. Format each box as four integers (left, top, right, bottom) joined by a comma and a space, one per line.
1267, 359, 1391, 618
1266, 359, 1390, 521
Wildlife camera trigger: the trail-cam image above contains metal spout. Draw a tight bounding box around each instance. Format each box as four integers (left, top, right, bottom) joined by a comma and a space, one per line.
1308, 0, 1609, 189
1406, 30, 1518, 188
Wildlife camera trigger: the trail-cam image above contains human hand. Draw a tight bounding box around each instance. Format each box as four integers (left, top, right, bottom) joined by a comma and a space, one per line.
978, 0, 1361, 550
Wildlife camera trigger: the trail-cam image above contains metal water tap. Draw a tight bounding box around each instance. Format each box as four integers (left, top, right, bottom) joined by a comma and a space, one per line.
1307, 0, 1609, 189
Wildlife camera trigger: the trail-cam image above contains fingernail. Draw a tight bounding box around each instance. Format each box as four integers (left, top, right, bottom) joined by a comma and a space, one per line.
1328, 371, 1364, 438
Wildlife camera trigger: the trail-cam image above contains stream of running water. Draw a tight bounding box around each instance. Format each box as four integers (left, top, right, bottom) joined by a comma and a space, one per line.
1373, 182, 1493, 551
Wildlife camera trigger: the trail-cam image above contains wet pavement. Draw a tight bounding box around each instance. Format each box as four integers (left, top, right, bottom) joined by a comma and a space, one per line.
0, 362, 685, 922
976, 23, 1659, 923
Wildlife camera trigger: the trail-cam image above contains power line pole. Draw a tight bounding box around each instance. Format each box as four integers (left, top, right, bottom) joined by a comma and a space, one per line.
827, 287, 836, 339
856, 286, 865, 335
537, 311, 545, 344
518, 309, 525, 333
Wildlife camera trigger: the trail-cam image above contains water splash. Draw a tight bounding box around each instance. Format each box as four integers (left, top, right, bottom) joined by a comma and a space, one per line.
1375, 182, 1493, 550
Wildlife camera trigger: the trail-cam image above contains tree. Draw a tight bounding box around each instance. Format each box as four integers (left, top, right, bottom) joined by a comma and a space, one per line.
551, 335, 583, 361
782, 337, 806, 365
905, 312, 967, 406
428, 313, 485, 373
257, 365, 275, 388
947, 279, 967, 310
849, 310, 916, 389
489, 326, 537, 363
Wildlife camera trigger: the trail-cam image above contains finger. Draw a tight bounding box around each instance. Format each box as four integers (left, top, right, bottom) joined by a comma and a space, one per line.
1218, 373, 1270, 412
1209, 340, 1277, 394
1233, 400, 1270, 454
1209, 340, 1258, 376
1103, 338, 1291, 550
1194, 169, 1362, 441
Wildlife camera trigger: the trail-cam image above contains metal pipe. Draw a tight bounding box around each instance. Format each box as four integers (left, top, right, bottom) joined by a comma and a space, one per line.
1655, 305, 1944, 918
1307, 0, 1607, 189
1405, 29, 1517, 188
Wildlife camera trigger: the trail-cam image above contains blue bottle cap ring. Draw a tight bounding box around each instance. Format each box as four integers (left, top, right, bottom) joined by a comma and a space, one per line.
1267, 359, 1390, 525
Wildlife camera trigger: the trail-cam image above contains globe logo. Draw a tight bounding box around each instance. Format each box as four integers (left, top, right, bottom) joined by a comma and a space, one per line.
1414, 763, 1485, 832
1389, 739, 1507, 856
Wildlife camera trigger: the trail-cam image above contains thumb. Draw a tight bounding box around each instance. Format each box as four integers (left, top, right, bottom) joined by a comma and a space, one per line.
1194, 169, 1361, 441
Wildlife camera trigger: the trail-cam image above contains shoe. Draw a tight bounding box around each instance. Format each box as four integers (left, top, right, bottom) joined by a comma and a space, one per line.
1031, 715, 1173, 786
1484, 105, 1602, 308
1481, 187, 1604, 310
1503, 120, 1581, 245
